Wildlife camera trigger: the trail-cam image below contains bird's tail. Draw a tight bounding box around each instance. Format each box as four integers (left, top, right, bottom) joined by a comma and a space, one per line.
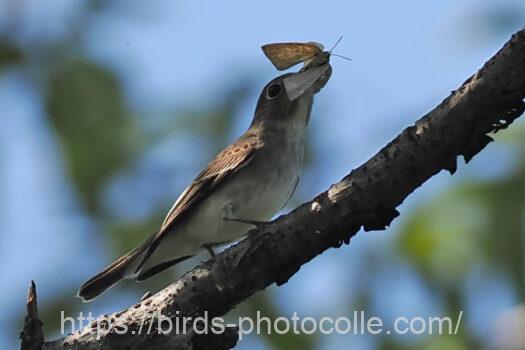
77, 234, 155, 302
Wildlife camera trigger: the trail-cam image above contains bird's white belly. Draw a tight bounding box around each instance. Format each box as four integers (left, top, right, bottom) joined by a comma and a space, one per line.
141, 153, 301, 270
194, 158, 300, 244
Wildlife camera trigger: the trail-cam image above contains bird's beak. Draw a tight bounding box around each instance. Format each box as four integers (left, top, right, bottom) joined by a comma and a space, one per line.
283, 63, 331, 101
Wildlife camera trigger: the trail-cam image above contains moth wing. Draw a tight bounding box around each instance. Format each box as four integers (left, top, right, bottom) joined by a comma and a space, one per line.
261, 43, 322, 70
306, 42, 324, 51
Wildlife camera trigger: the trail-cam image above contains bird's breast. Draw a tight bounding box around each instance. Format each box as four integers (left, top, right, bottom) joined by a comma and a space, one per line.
240, 127, 306, 215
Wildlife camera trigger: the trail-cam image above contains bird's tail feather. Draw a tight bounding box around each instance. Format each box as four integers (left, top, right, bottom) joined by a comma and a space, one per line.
77, 234, 155, 302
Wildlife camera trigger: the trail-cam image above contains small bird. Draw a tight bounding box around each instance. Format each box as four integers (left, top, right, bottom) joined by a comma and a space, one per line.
78, 62, 332, 301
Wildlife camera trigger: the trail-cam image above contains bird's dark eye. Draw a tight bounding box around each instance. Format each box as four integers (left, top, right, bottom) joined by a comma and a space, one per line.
266, 83, 282, 99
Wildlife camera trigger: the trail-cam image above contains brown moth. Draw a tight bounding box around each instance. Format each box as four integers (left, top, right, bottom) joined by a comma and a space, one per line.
261, 42, 329, 71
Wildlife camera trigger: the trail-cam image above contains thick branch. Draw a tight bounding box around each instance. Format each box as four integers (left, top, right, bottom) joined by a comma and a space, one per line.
34, 29, 525, 349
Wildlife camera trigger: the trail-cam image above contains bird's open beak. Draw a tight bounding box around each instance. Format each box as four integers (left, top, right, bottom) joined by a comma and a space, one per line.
283, 63, 332, 101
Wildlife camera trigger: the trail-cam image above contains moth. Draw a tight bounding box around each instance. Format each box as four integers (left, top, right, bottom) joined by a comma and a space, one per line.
261, 37, 347, 71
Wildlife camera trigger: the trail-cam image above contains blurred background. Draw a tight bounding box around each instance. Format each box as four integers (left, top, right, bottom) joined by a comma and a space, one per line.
1, 0, 525, 349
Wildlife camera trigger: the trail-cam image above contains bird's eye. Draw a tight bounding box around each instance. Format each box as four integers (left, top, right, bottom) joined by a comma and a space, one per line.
266, 83, 282, 100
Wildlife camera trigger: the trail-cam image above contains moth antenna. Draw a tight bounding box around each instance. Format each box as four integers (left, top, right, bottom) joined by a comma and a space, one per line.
331, 53, 352, 62
329, 36, 344, 53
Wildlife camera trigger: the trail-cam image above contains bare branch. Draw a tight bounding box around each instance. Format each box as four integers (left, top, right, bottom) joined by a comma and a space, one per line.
20, 281, 44, 350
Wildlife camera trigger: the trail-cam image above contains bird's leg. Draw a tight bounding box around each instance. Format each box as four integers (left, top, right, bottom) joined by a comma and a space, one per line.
221, 201, 271, 228
224, 217, 271, 227
202, 244, 216, 258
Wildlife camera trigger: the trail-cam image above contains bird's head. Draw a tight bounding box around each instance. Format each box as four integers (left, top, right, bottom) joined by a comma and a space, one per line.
252, 63, 331, 127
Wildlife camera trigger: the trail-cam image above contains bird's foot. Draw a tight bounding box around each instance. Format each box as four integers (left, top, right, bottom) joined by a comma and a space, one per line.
225, 217, 271, 228
202, 244, 216, 258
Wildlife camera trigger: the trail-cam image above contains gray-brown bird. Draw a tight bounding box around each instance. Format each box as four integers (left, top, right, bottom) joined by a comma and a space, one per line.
78, 63, 332, 301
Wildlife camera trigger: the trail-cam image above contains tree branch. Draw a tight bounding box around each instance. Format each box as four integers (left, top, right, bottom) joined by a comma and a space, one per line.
20, 281, 44, 350
27, 28, 525, 349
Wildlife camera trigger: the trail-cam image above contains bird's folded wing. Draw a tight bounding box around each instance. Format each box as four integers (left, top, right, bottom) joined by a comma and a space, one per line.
135, 134, 262, 272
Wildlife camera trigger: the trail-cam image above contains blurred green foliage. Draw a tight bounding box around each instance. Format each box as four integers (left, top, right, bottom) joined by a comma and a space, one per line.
396, 129, 525, 349
0, 39, 22, 71
47, 60, 139, 213
399, 188, 486, 288
399, 132, 525, 298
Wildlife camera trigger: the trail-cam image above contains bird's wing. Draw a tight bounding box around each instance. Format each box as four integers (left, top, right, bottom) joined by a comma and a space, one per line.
135, 133, 262, 272
161, 135, 261, 231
